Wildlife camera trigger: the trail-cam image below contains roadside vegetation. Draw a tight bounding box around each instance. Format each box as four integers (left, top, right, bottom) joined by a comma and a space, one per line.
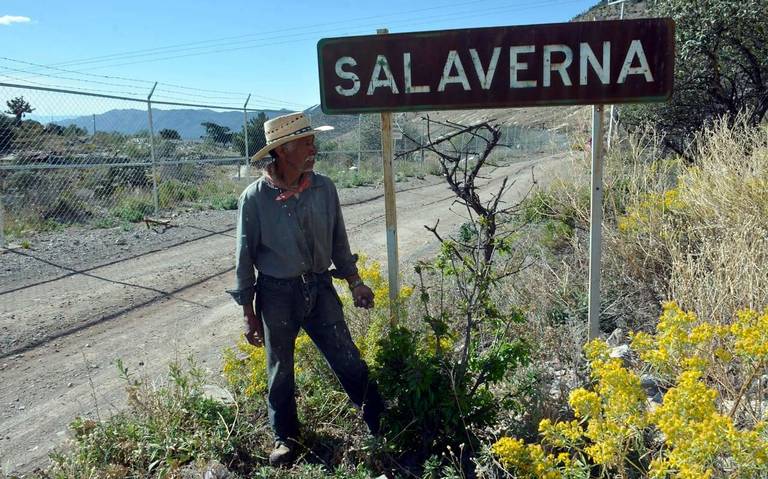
25, 114, 768, 478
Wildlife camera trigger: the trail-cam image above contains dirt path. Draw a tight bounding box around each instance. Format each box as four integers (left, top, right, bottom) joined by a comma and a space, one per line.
0, 152, 571, 474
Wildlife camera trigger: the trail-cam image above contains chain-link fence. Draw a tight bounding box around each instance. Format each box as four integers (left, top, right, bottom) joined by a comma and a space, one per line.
1, 82, 570, 246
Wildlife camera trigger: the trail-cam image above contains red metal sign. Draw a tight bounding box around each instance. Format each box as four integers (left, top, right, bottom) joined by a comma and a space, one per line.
317, 18, 674, 114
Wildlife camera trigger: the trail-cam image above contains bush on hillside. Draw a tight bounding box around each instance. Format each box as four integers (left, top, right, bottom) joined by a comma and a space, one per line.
622, 0, 768, 158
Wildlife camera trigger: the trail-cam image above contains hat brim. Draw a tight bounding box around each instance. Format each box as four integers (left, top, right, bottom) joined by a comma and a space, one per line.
250, 125, 334, 167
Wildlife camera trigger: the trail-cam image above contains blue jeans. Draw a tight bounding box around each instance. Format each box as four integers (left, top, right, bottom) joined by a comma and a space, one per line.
257, 271, 384, 442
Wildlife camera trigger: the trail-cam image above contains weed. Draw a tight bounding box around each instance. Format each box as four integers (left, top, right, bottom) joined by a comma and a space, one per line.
210, 194, 238, 210
111, 197, 154, 223
93, 217, 119, 229
158, 179, 199, 208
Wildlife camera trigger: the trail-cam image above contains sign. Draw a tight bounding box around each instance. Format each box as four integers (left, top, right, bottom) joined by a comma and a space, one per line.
318, 18, 674, 114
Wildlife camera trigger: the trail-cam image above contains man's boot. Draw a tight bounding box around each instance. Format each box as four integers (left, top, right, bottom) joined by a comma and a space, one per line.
362, 397, 385, 436
269, 441, 295, 466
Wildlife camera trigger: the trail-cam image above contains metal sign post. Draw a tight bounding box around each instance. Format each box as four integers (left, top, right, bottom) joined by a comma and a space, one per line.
588, 105, 605, 340
377, 28, 400, 326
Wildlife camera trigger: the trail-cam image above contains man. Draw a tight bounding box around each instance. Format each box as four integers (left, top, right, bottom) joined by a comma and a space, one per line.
228, 112, 385, 466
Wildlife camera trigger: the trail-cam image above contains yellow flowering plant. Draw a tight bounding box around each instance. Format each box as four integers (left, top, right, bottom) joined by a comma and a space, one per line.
222, 333, 326, 398
332, 254, 414, 366
492, 302, 768, 479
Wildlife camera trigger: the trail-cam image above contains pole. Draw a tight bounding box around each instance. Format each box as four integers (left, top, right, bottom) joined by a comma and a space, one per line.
147, 82, 159, 216
588, 105, 605, 341
92, 114, 96, 136
357, 113, 362, 169
0, 194, 5, 249
377, 28, 400, 326
242, 94, 251, 180
607, 0, 626, 150
420, 120, 424, 164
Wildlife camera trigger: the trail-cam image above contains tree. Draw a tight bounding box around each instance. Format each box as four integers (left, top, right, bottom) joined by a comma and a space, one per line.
5, 96, 34, 126
200, 121, 233, 145
159, 128, 181, 140
232, 112, 267, 157
622, 0, 768, 158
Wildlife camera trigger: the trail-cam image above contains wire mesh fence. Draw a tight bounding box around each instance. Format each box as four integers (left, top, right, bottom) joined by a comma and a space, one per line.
1, 82, 571, 246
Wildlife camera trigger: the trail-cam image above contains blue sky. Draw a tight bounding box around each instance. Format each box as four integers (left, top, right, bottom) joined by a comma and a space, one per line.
2, 0, 602, 115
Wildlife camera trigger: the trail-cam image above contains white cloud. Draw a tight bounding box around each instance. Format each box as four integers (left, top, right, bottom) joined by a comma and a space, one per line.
0, 15, 31, 26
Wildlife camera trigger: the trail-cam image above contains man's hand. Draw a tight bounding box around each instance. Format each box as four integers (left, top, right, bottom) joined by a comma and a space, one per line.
352, 284, 375, 309
243, 303, 264, 347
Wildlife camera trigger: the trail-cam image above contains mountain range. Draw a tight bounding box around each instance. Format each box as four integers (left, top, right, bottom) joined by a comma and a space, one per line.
54, 107, 292, 140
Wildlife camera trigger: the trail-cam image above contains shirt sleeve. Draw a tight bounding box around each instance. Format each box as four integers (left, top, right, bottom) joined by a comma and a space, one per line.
227, 189, 258, 306
329, 182, 359, 279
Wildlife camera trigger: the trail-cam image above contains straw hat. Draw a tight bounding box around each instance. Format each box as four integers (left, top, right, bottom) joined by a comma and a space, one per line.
250, 112, 333, 167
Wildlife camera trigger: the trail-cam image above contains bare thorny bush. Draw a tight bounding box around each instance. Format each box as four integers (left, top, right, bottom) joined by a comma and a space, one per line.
372, 117, 536, 472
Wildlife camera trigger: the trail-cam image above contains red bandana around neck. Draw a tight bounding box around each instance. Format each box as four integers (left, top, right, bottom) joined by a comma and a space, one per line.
264, 172, 312, 201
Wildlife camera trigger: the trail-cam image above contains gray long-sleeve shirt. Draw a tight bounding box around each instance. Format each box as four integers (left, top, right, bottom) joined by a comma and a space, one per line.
228, 172, 358, 306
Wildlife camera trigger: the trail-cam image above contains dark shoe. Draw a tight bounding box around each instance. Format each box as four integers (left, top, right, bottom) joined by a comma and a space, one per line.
269, 441, 295, 466
362, 402, 384, 436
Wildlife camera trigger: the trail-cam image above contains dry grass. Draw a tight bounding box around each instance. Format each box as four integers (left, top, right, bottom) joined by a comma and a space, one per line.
667, 118, 768, 321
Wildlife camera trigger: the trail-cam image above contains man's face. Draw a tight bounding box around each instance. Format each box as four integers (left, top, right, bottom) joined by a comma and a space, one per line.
278, 135, 317, 173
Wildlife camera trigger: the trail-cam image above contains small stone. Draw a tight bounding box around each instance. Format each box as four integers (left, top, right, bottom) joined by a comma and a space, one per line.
115, 238, 127, 245
18, 405, 25, 410
605, 328, 624, 347
640, 374, 663, 398
609, 344, 631, 360
202, 385, 235, 406
67, 382, 74, 388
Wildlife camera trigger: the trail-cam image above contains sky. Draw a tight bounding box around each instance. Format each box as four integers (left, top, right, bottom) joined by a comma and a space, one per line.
1, 0, 604, 117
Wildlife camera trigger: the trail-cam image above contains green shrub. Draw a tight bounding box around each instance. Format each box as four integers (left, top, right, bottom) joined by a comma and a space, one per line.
42, 359, 261, 479
93, 217, 119, 229
42, 193, 93, 224
210, 194, 238, 210
158, 179, 199, 208
111, 197, 153, 222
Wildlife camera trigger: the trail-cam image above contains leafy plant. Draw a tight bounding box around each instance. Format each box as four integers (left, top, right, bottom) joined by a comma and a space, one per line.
39, 359, 261, 479
370, 118, 533, 473
111, 197, 153, 222
210, 193, 239, 210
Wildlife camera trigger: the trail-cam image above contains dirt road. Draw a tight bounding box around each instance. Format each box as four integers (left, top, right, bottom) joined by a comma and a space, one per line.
0, 152, 570, 474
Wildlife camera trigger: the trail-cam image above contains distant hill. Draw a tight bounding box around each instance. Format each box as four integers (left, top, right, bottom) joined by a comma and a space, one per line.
55, 108, 291, 139
573, 0, 648, 22
304, 104, 359, 138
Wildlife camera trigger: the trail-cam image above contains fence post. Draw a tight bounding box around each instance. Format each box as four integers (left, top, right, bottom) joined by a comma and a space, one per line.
0, 192, 5, 249
242, 94, 251, 180
357, 113, 362, 169
147, 82, 159, 216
